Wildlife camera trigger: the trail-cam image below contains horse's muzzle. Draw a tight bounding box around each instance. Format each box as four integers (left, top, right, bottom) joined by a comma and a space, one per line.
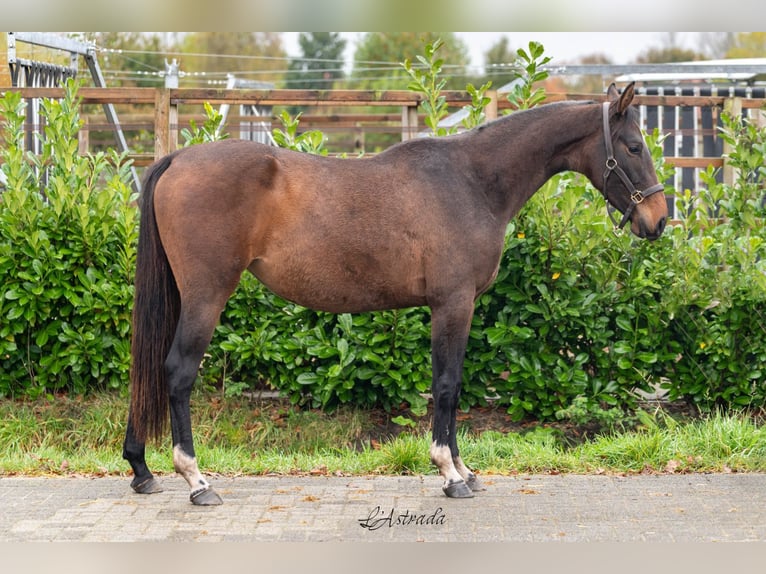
639, 215, 667, 241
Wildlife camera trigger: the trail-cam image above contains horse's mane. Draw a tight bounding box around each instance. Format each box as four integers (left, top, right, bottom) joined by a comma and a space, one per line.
476, 99, 596, 133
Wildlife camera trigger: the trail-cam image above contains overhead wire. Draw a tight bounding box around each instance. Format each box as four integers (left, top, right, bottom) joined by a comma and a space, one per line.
94, 43, 499, 87
98, 46, 460, 68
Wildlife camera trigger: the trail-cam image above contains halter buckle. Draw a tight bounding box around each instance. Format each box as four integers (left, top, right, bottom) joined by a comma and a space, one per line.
630, 190, 645, 204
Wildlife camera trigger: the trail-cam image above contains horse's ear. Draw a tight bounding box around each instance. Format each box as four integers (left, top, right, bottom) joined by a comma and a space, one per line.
618, 82, 636, 114
607, 82, 635, 115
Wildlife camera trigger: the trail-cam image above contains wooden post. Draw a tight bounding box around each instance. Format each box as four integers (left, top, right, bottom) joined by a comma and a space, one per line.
154, 88, 178, 160
401, 104, 418, 141
722, 96, 742, 188
756, 104, 766, 128
169, 94, 178, 154
154, 88, 169, 160
485, 90, 498, 122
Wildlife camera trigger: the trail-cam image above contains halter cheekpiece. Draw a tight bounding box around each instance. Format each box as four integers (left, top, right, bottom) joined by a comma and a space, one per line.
601, 101, 664, 230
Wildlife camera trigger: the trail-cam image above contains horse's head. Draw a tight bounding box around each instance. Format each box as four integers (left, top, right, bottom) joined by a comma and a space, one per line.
598, 82, 668, 240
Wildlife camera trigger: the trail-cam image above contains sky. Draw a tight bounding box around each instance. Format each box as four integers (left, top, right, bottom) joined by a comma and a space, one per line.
456, 32, 696, 66
281, 32, 701, 71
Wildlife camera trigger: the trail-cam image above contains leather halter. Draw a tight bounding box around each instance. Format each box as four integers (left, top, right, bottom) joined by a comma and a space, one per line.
601, 101, 665, 230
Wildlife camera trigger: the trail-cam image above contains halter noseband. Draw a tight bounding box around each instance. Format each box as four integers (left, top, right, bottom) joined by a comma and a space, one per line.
601, 101, 664, 230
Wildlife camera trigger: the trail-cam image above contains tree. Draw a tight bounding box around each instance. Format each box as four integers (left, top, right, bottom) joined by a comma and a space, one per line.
179, 32, 287, 85
636, 33, 703, 63
725, 32, 766, 59
351, 32, 469, 90
563, 53, 615, 94
287, 33, 347, 90
697, 33, 736, 59
483, 36, 517, 89
636, 46, 703, 63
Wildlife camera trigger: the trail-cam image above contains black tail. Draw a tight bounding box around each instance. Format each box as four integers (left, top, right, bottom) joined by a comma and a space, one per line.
129, 154, 179, 443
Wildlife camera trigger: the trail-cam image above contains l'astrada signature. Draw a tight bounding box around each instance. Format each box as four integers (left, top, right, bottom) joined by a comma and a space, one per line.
358, 506, 446, 530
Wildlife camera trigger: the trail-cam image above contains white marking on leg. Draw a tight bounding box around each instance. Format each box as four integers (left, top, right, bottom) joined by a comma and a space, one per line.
430, 441, 464, 488
173, 445, 210, 497
452, 455, 474, 482
453, 454, 484, 491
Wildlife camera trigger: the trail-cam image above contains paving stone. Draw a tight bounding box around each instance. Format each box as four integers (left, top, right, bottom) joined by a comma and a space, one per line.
1, 474, 765, 541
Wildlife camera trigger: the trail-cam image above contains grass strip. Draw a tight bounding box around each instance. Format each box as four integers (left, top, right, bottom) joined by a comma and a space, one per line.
1, 393, 764, 477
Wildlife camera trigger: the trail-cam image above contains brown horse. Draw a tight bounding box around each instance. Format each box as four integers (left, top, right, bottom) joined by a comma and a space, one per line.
123, 82, 667, 505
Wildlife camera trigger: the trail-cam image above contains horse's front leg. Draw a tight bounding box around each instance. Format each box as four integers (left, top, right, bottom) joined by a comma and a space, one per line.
166, 310, 224, 506
429, 298, 486, 498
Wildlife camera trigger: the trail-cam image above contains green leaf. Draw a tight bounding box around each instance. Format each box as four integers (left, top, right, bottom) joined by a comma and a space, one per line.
4, 289, 21, 301
296, 372, 319, 386
6, 306, 24, 321
616, 316, 633, 332
391, 415, 417, 428
338, 313, 353, 334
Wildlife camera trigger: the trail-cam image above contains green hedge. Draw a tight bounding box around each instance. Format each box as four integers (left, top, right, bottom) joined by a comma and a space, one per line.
2, 83, 765, 421
658, 112, 766, 410
0, 85, 136, 398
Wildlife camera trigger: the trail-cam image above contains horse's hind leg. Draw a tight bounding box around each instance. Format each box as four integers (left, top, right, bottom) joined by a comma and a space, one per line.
429, 296, 484, 498
123, 294, 228, 506
123, 411, 163, 494
166, 298, 232, 506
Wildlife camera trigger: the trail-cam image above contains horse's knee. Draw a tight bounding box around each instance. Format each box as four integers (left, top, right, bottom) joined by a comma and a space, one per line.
432, 378, 459, 418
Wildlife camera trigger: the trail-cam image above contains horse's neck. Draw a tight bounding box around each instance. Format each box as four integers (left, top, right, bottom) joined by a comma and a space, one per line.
469, 102, 600, 223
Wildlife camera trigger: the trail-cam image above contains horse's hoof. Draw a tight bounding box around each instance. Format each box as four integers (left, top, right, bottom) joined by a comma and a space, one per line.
443, 480, 475, 498
466, 474, 487, 492
131, 476, 164, 495
190, 487, 223, 506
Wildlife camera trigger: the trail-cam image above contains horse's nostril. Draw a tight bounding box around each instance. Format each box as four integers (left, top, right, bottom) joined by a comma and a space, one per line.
657, 216, 667, 235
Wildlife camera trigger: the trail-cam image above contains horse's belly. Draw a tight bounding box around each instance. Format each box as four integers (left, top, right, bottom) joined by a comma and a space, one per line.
248, 256, 427, 314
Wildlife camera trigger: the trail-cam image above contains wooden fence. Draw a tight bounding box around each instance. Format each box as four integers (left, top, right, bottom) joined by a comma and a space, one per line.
4, 86, 766, 217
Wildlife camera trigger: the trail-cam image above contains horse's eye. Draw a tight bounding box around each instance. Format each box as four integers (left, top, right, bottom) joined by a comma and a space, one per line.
628, 144, 642, 155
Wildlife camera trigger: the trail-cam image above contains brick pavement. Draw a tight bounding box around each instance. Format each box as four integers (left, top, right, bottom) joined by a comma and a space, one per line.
1, 473, 765, 542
